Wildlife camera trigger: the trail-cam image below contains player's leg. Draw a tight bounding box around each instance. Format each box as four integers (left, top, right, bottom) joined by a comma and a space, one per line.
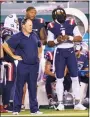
64, 74, 72, 92
0, 82, 8, 113
79, 76, 88, 104
55, 48, 66, 110
45, 76, 56, 106
3, 63, 14, 111
67, 48, 86, 110
7, 63, 16, 112
0, 65, 8, 113
3, 81, 14, 110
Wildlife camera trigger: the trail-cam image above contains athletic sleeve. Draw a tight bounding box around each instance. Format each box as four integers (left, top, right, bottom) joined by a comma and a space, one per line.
44, 51, 53, 62
47, 22, 55, 42
39, 18, 45, 29
73, 26, 82, 36
47, 30, 55, 42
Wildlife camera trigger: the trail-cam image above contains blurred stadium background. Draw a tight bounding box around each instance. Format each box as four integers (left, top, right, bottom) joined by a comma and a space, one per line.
1, 1, 89, 22
1, 0, 89, 44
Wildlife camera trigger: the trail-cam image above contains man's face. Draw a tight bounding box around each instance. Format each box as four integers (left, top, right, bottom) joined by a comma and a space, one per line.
26, 9, 37, 20
23, 19, 33, 34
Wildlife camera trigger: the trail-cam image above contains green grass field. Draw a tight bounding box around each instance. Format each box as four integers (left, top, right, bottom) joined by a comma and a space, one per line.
1, 109, 89, 117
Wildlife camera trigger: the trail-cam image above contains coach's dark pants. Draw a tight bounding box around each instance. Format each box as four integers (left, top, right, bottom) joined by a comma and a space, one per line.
13, 61, 39, 113
55, 47, 78, 78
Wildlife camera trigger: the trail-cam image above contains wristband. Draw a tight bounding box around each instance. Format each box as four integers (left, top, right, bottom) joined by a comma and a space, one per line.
54, 39, 58, 44
69, 36, 74, 41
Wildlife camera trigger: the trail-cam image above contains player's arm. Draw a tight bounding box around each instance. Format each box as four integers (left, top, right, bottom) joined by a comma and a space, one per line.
1, 31, 12, 58
2, 42, 22, 60
63, 26, 82, 42
45, 60, 55, 77
71, 26, 82, 42
38, 47, 42, 59
0, 44, 4, 58
56, 28, 82, 43
40, 27, 47, 45
0, 38, 4, 58
39, 18, 47, 45
47, 23, 64, 47
61, 19, 82, 42
37, 36, 43, 59
47, 30, 63, 47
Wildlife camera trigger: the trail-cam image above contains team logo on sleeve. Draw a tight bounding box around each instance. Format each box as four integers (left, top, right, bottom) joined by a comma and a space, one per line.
48, 22, 54, 28
69, 19, 75, 25
39, 18, 44, 23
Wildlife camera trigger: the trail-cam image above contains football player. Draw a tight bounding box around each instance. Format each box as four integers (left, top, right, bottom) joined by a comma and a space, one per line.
44, 51, 56, 107
75, 44, 89, 105
47, 7, 86, 110
19, 6, 47, 45
25, 6, 47, 59
1, 14, 19, 112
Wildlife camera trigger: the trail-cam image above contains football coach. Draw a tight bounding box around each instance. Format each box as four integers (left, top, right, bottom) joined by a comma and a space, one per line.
2, 18, 43, 115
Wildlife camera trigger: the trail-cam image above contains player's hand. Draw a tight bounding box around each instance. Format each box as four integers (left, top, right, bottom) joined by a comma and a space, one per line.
12, 55, 22, 60
62, 35, 69, 41
57, 35, 69, 43
57, 35, 63, 43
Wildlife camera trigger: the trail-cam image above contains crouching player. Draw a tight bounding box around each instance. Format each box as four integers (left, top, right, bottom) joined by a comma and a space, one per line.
1, 14, 19, 112
75, 44, 89, 107
44, 51, 70, 108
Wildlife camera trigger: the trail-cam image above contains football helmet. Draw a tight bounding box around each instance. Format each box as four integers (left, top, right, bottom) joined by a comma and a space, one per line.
63, 92, 74, 106
52, 7, 66, 23
4, 14, 19, 33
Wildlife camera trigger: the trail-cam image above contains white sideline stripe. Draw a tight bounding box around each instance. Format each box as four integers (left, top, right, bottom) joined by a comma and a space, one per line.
1, 112, 88, 116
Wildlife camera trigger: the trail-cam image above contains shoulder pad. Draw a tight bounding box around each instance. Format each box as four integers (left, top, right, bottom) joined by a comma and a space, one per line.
45, 51, 53, 61
69, 18, 75, 25
38, 18, 44, 23
48, 22, 54, 29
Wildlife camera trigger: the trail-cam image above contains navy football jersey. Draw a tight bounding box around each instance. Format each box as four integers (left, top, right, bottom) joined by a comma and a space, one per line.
77, 54, 89, 71
32, 18, 45, 38
48, 19, 76, 41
